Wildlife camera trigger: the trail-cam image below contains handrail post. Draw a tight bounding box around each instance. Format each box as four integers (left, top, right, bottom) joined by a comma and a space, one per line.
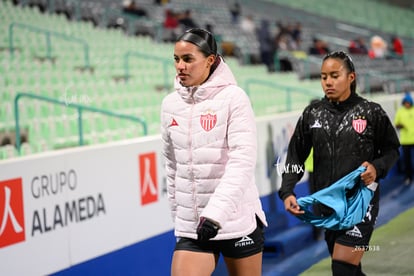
397, 79, 402, 93
8, 22, 15, 57
46, 31, 52, 60
83, 41, 90, 69
143, 121, 148, 135
286, 88, 292, 112
124, 51, 131, 79
48, 0, 55, 14
304, 58, 310, 79
273, 52, 280, 72
78, 107, 84, 146
365, 74, 371, 95
14, 94, 22, 154
244, 79, 251, 96
162, 60, 169, 90
155, 23, 163, 43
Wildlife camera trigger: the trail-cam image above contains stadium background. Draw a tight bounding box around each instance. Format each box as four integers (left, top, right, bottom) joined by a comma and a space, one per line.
0, 0, 413, 275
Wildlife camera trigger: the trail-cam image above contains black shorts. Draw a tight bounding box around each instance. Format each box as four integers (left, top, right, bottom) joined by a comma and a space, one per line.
325, 203, 379, 254
174, 218, 265, 259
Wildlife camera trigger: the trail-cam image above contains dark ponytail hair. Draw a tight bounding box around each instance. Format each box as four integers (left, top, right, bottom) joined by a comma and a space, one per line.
177, 28, 218, 58
323, 51, 357, 94
177, 28, 220, 76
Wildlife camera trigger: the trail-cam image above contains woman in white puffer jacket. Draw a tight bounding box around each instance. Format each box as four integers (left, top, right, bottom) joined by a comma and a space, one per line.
161, 28, 267, 276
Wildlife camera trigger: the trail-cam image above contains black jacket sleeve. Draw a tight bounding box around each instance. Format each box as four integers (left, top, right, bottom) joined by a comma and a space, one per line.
371, 105, 400, 179
278, 109, 313, 200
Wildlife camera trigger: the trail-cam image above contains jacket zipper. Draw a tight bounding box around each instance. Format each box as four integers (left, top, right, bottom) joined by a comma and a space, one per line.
189, 97, 198, 222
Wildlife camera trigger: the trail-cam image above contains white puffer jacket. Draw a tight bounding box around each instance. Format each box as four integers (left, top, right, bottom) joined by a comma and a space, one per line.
161, 58, 267, 240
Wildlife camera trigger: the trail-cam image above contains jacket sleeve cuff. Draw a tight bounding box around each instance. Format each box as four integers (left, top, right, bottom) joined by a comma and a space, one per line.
201, 206, 225, 228
366, 182, 378, 191
278, 190, 295, 201
371, 161, 384, 179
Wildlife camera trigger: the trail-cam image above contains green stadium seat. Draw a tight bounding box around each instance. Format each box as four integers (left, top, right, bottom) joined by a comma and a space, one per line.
0, 144, 17, 160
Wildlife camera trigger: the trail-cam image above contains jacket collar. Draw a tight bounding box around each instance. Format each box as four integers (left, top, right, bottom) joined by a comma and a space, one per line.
323, 91, 363, 113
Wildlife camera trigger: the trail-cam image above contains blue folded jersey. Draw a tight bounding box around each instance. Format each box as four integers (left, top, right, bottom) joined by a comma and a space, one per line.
297, 166, 375, 230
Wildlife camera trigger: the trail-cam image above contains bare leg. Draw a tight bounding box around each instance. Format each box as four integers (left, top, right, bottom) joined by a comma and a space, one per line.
332, 243, 364, 265
332, 243, 365, 275
223, 252, 263, 276
171, 250, 218, 276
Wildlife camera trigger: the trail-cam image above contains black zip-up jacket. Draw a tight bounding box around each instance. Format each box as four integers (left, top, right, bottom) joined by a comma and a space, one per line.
278, 92, 400, 209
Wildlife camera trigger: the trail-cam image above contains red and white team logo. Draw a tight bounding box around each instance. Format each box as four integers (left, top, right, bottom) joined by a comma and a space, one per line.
352, 117, 367, 134
0, 178, 25, 248
139, 152, 158, 205
200, 112, 217, 132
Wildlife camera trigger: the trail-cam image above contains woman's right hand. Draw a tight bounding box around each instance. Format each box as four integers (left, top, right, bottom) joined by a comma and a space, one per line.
283, 195, 305, 216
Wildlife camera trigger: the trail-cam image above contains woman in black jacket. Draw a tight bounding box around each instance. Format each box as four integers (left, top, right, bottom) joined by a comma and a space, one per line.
279, 51, 400, 275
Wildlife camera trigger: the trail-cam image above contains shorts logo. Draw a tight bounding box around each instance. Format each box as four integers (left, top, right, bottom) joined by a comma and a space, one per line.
345, 226, 362, 238
200, 112, 217, 132
352, 117, 367, 134
0, 178, 25, 248
234, 236, 254, 247
139, 152, 158, 205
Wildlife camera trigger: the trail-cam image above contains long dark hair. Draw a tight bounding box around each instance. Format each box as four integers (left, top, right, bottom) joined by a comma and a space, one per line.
323, 51, 357, 94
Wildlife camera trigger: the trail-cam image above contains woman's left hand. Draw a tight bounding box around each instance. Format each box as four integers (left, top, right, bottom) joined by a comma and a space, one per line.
360, 161, 377, 185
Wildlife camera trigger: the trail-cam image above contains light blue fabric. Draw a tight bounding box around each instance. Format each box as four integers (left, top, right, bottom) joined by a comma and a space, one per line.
297, 166, 374, 230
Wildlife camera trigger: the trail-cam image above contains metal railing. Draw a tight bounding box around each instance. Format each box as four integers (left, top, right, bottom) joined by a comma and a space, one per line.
8, 22, 91, 69
244, 78, 320, 112
14, 92, 148, 154
123, 51, 172, 89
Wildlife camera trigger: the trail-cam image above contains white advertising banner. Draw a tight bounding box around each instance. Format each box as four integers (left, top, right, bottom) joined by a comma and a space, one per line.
255, 111, 300, 196
0, 136, 172, 276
